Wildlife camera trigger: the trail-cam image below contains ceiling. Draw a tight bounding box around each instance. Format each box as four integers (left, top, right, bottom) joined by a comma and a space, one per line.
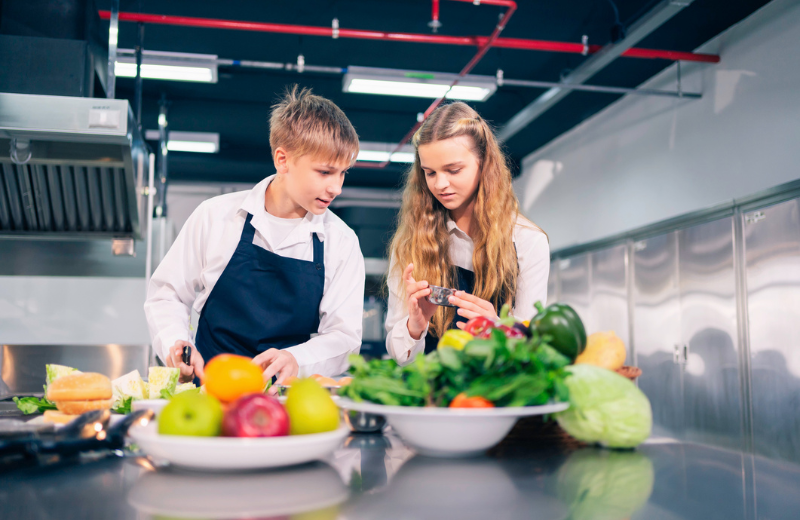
98, 0, 771, 189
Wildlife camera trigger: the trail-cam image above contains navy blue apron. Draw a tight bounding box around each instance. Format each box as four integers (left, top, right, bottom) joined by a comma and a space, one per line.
195, 213, 325, 362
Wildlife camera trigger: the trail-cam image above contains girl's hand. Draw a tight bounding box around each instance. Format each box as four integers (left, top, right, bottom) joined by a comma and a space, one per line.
166, 341, 205, 383
404, 263, 437, 340
449, 291, 499, 329
252, 349, 299, 395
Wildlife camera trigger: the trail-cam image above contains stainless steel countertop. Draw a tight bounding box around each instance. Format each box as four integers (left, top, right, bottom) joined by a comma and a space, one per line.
1, 424, 799, 520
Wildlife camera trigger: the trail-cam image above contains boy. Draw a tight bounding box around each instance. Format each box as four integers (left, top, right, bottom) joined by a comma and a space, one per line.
144, 86, 365, 388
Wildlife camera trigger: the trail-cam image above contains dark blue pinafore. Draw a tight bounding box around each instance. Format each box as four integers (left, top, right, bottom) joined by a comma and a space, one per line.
194, 213, 325, 362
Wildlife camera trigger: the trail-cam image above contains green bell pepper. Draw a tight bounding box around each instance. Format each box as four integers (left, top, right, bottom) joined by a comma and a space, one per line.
529, 301, 587, 360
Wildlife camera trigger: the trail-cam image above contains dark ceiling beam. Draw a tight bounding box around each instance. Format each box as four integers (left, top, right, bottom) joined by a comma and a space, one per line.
498, 0, 698, 143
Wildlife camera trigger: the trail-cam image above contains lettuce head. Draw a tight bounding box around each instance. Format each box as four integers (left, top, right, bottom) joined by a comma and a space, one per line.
556, 364, 652, 448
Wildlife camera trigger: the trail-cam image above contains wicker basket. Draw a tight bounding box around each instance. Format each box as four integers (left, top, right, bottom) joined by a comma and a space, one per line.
490, 365, 642, 455
615, 365, 642, 381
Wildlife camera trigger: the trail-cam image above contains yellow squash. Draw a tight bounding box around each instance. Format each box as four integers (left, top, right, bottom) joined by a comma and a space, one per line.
574, 331, 627, 371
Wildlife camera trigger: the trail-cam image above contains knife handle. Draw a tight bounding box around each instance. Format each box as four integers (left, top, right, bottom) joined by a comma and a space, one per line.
182, 345, 192, 365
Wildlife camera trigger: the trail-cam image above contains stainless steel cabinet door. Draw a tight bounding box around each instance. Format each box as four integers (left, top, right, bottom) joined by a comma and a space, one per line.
633, 232, 684, 438
678, 217, 742, 450
546, 260, 559, 306
557, 254, 591, 327
590, 244, 631, 360
743, 199, 800, 463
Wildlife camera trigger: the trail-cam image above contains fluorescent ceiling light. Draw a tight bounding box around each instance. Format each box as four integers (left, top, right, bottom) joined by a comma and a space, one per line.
145, 130, 220, 153
116, 49, 218, 83
343, 66, 496, 102
357, 142, 416, 163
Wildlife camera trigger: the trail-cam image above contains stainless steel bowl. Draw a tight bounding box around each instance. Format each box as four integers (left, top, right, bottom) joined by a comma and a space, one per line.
345, 410, 386, 433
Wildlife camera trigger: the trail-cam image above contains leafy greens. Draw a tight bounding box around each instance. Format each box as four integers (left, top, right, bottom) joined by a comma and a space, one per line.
341, 328, 571, 407
13, 385, 58, 414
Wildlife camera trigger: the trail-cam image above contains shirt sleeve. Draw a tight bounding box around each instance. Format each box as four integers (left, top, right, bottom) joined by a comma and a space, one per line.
143, 202, 209, 363
384, 259, 428, 366
283, 231, 365, 377
512, 227, 551, 322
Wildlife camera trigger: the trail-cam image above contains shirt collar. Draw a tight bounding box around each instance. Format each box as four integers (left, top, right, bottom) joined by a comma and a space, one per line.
446, 216, 469, 239
239, 174, 327, 245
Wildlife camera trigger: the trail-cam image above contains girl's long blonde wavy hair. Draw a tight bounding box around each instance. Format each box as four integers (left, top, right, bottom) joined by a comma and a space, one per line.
390, 102, 536, 338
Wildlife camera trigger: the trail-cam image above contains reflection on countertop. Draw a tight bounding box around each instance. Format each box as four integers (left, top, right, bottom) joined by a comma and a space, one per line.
1, 427, 799, 520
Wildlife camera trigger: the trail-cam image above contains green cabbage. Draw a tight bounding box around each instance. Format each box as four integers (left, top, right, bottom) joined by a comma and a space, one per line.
45, 364, 80, 386
556, 365, 652, 448
556, 449, 654, 520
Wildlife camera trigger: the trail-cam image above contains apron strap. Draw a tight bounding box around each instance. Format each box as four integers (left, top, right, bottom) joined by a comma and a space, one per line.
312, 233, 323, 271
240, 213, 256, 244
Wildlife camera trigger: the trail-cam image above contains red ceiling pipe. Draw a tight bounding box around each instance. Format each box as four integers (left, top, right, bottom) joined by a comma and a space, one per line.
98, 10, 720, 64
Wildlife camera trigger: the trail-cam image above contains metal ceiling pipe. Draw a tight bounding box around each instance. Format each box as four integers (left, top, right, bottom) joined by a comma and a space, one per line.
363, 0, 516, 169
106, 0, 119, 99
97, 10, 719, 64
498, 0, 700, 143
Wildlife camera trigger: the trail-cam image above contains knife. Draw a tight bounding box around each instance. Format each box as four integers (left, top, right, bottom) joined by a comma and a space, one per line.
182, 345, 192, 365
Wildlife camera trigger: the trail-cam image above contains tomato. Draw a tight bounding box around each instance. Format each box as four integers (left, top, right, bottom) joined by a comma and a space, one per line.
464, 317, 495, 337
449, 392, 494, 408
204, 354, 265, 403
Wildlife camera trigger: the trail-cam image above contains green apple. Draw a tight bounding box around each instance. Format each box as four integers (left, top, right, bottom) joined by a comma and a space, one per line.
158, 392, 223, 437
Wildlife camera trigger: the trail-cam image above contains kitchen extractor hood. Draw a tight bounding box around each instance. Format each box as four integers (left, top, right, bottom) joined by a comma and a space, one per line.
0, 93, 148, 239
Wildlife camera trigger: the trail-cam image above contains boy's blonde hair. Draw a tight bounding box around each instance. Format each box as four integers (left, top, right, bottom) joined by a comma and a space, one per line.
270, 85, 359, 167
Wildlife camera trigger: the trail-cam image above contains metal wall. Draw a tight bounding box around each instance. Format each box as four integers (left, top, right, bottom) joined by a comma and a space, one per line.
549, 192, 800, 463
742, 199, 800, 462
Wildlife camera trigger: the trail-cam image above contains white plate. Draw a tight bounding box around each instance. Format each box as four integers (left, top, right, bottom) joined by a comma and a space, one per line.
128, 422, 350, 471
131, 399, 168, 417
338, 398, 568, 458
26, 413, 125, 427
128, 462, 348, 518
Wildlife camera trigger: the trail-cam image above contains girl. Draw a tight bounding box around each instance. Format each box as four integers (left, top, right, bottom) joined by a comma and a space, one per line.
385, 102, 549, 363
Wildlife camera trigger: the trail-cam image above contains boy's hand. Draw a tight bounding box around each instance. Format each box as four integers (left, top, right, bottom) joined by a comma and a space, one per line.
404, 263, 437, 340
252, 349, 299, 395
166, 341, 205, 383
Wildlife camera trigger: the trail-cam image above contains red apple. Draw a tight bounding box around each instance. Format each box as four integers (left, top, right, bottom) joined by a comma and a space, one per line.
221, 394, 290, 437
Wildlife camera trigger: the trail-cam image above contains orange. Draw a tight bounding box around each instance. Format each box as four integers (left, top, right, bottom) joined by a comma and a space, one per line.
203, 354, 264, 403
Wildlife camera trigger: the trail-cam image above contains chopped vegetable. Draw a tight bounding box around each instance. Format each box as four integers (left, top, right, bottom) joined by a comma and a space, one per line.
556, 365, 652, 448
112, 370, 147, 409
342, 328, 570, 408
112, 395, 134, 415
46, 364, 80, 386
147, 367, 179, 399
530, 302, 587, 360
